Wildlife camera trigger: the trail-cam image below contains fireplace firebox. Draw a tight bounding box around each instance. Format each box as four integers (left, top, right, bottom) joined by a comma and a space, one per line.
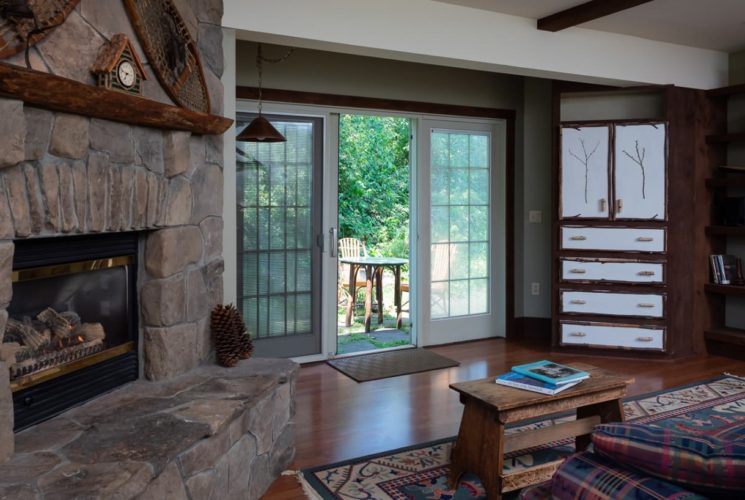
5, 234, 139, 430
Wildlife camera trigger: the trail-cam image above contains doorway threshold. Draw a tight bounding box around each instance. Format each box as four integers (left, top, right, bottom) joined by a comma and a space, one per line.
331, 343, 415, 360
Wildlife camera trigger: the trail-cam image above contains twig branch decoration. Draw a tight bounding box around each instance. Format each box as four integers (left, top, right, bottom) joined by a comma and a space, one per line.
622, 140, 647, 199
568, 138, 600, 204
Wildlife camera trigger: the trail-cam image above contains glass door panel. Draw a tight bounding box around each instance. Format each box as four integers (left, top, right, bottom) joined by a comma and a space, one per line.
236, 114, 323, 357
419, 119, 506, 346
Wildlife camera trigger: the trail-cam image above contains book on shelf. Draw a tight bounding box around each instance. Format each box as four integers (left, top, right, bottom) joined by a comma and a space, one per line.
710, 254, 744, 285
511, 360, 590, 385
495, 372, 582, 395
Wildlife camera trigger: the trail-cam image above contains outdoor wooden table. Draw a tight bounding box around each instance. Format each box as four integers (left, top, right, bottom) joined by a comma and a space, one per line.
340, 256, 408, 332
448, 363, 633, 499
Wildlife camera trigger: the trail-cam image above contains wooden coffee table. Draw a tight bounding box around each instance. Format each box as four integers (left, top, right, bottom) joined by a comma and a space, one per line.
448, 363, 633, 499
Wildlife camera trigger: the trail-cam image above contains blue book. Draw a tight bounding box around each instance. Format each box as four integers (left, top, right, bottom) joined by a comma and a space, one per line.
495, 372, 582, 395
511, 360, 589, 385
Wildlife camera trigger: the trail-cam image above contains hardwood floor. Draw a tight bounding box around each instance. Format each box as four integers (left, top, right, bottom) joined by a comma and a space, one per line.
262, 337, 745, 499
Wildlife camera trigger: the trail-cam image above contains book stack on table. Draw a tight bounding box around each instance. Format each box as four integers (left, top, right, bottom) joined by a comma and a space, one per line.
495, 360, 589, 395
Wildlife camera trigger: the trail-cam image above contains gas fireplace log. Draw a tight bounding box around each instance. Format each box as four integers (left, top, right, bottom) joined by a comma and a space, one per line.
76, 323, 105, 342
37, 307, 77, 339
6, 318, 50, 349
0, 342, 23, 364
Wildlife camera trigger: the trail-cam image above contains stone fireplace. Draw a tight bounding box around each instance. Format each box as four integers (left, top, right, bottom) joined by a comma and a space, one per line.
0, 1, 296, 498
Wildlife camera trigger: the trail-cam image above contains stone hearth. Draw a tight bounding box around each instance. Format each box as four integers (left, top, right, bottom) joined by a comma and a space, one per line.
0, 3, 296, 499
0, 358, 297, 499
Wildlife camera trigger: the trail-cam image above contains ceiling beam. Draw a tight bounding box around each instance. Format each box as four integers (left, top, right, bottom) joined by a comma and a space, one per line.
537, 0, 654, 32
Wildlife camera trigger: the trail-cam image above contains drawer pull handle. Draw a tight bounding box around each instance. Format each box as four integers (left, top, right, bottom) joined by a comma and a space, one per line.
569, 299, 587, 305
569, 332, 587, 337
569, 269, 587, 274
636, 236, 654, 242
569, 235, 587, 241
637, 303, 656, 308
636, 336, 654, 342
637, 271, 656, 276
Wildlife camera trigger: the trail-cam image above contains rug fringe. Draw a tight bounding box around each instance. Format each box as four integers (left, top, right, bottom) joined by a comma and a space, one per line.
724, 372, 745, 381
281, 470, 324, 500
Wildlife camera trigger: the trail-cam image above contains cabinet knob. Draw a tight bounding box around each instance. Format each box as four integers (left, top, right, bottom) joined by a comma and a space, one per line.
569, 332, 587, 337
636, 236, 654, 242
569, 235, 587, 241
637, 270, 656, 276
569, 269, 587, 274
637, 303, 656, 308
636, 336, 654, 342
569, 299, 587, 305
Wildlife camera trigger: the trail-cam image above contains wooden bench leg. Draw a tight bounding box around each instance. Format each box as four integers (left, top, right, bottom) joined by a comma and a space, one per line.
449, 400, 504, 499
575, 398, 624, 451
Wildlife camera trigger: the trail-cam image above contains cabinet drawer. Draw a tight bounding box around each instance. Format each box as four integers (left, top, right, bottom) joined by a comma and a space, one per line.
560, 322, 665, 351
561, 291, 664, 318
561, 259, 664, 284
561, 227, 665, 252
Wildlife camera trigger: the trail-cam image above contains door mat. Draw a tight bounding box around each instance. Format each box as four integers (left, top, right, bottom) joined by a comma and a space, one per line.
300, 375, 745, 499
327, 348, 460, 382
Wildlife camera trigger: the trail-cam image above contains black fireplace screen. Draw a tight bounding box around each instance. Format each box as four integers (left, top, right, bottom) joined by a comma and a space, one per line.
6, 234, 139, 431
6, 257, 134, 389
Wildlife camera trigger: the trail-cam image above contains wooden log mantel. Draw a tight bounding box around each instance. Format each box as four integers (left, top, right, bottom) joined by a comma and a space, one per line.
0, 62, 232, 135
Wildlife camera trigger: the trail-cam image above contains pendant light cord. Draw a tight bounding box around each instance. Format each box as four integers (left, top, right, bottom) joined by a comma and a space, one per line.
256, 43, 294, 116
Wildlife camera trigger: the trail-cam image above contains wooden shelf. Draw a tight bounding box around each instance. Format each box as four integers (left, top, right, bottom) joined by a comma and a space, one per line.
704, 327, 745, 346
0, 62, 232, 135
707, 83, 745, 98
705, 226, 745, 236
706, 133, 745, 144
706, 177, 745, 188
705, 284, 745, 296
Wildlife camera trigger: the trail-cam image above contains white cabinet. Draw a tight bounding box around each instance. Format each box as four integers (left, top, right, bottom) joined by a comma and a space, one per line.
614, 124, 666, 220
561, 227, 665, 252
561, 291, 664, 318
560, 322, 665, 351
560, 126, 610, 219
560, 122, 666, 221
560, 259, 664, 284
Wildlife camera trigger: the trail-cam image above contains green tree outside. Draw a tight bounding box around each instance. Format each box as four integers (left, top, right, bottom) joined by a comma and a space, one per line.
338, 114, 411, 258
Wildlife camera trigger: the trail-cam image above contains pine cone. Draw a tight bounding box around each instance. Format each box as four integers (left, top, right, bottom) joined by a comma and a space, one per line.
229, 306, 254, 359
211, 304, 241, 367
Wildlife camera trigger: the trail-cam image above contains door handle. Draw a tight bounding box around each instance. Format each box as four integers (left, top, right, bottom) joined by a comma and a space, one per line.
616, 199, 623, 213
599, 198, 607, 212
329, 227, 338, 257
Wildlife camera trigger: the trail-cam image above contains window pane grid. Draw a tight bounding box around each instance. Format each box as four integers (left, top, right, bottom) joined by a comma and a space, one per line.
430, 131, 490, 319
237, 121, 315, 339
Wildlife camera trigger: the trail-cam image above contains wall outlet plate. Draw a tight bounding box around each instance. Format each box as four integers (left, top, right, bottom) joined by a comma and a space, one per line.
531, 282, 540, 295
528, 210, 542, 223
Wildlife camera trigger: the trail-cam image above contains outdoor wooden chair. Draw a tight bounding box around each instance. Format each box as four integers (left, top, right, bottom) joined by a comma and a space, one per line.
338, 237, 370, 305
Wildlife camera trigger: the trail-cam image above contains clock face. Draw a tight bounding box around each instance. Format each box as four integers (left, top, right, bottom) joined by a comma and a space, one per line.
117, 60, 136, 88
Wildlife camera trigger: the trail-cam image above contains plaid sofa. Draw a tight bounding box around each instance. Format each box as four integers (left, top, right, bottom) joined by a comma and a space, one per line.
519, 422, 745, 500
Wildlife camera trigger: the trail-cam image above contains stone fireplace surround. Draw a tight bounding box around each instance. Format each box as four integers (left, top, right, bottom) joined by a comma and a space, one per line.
0, 1, 296, 498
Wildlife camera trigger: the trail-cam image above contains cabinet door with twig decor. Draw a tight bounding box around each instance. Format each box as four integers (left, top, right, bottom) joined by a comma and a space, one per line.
614, 123, 666, 220
560, 126, 610, 219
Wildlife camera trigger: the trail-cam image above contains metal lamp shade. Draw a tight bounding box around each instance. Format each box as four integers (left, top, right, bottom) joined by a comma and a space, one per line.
237, 115, 286, 142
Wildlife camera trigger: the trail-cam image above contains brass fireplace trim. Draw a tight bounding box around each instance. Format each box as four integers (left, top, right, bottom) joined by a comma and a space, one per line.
12, 255, 134, 283
10, 341, 136, 392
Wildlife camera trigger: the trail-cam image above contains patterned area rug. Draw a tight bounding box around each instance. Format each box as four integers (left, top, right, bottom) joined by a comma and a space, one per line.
327, 348, 459, 382
301, 375, 745, 499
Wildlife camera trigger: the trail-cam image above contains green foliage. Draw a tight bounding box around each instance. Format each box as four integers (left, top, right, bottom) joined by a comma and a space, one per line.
338, 115, 410, 257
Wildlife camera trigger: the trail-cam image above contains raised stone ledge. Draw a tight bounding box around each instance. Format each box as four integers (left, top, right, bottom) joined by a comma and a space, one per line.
0, 358, 298, 500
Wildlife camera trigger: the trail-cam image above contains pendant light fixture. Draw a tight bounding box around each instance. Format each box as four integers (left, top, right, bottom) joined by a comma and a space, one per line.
237, 43, 294, 143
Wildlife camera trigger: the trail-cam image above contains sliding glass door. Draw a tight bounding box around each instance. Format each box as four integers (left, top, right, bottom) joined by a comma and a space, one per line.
236, 114, 323, 357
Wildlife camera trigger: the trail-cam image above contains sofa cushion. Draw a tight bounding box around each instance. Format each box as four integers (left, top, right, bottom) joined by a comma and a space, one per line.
551, 452, 706, 500
592, 422, 745, 495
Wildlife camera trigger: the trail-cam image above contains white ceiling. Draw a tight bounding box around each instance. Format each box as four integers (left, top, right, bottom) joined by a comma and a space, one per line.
433, 0, 745, 52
